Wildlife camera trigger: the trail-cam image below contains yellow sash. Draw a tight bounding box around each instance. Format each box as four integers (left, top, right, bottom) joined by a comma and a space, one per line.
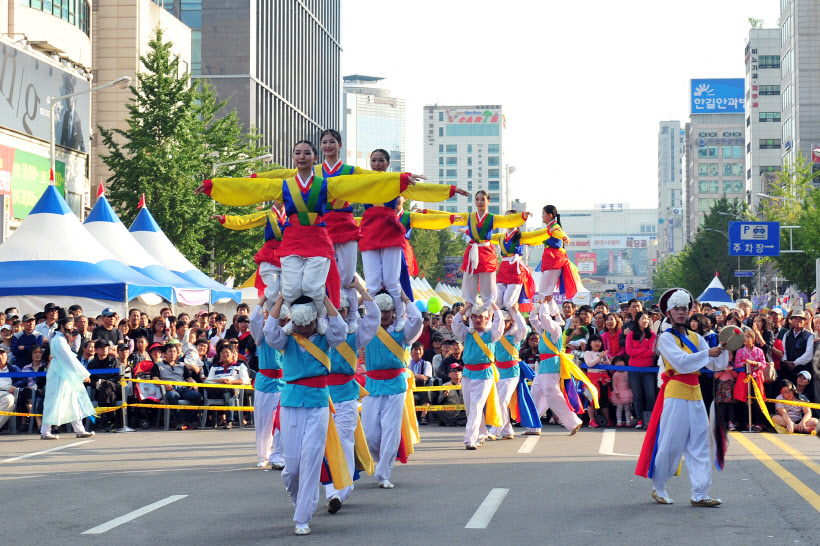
334, 342, 358, 369
325, 399, 352, 489
470, 331, 495, 363
498, 335, 520, 361
266, 210, 284, 239
292, 333, 331, 371
376, 327, 408, 365
284, 177, 320, 225
539, 331, 599, 408
353, 413, 375, 474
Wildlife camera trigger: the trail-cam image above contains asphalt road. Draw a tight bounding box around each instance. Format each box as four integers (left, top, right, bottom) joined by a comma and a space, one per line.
2, 423, 819, 545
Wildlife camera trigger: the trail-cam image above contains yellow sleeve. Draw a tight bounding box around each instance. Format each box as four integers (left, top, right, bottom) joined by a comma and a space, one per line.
407, 212, 457, 230
401, 183, 455, 203
492, 213, 527, 229
549, 224, 569, 243
450, 213, 470, 227
206, 177, 284, 206
220, 210, 268, 231
519, 228, 552, 245
326, 173, 408, 204
253, 168, 297, 179
352, 166, 378, 175
490, 232, 503, 244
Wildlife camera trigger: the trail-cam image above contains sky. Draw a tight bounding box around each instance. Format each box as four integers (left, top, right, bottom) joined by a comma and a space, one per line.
340, 0, 781, 213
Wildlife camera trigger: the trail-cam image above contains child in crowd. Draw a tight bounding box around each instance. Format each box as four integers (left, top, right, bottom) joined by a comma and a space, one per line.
609, 355, 633, 427
715, 352, 738, 431
582, 334, 611, 427
563, 315, 588, 358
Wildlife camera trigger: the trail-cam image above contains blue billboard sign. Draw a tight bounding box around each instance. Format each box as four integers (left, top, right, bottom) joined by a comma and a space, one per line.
691, 79, 745, 114
728, 221, 780, 256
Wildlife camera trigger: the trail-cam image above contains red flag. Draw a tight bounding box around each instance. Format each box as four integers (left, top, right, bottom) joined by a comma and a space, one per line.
49, 169, 54, 186
96, 181, 105, 197
138, 193, 146, 208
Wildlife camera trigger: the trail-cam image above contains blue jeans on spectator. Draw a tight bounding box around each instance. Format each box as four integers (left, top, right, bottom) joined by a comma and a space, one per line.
628, 371, 657, 419
221, 390, 239, 423
165, 386, 203, 425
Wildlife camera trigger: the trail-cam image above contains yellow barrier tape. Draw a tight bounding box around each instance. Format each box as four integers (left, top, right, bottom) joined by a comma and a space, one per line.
0, 406, 122, 418
417, 405, 465, 411
124, 378, 254, 390
413, 384, 461, 392
125, 403, 255, 412
764, 397, 820, 410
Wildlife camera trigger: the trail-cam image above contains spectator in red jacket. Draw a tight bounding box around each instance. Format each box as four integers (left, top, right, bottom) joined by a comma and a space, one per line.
601, 313, 625, 361
625, 311, 656, 429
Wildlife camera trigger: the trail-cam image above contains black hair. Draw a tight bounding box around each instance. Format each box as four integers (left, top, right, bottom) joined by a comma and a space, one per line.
578, 305, 593, 314
237, 303, 250, 312
320, 129, 342, 144
129, 308, 141, 317
411, 341, 425, 351
586, 334, 603, 349
627, 298, 641, 307
475, 190, 490, 200
68, 304, 83, 315
195, 338, 210, 346
4, 307, 15, 314
630, 311, 654, 342
506, 209, 517, 215
29, 344, 44, 360
292, 295, 314, 306
689, 313, 708, 336
594, 301, 608, 310
543, 204, 561, 227
371, 148, 390, 162
779, 378, 797, 394
611, 355, 627, 366
160, 307, 171, 315
294, 140, 318, 155
176, 320, 188, 329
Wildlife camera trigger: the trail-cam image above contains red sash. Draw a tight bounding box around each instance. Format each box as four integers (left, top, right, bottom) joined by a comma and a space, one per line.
287, 375, 328, 388
326, 373, 355, 386
635, 372, 699, 478
464, 363, 492, 371
539, 353, 558, 361
259, 369, 283, 379
365, 368, 405, 380
495, 360, 518, 369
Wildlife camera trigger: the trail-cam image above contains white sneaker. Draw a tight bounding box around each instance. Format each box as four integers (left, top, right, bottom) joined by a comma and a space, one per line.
40, 433, 59, 440
256, 461, 270, 468
294, 524, 311, 535
75, 431, 95, 438
379, 480, 395, 489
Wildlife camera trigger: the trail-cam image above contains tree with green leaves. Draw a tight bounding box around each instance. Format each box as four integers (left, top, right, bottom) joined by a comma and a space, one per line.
410, 226, 467, 282
98, 28, 274, 284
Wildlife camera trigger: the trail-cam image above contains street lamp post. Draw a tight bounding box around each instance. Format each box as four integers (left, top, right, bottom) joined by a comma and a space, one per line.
208, 153, 274, 277
50, 76, 131, 182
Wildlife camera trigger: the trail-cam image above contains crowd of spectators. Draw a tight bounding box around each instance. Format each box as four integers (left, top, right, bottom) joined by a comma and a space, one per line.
2, 294, 819, 436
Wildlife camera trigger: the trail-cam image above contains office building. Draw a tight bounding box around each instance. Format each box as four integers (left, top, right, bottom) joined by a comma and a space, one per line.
745, 28, 782, 210
422, 105, 508, 214
342, 75, 405, 172
510, 198, 527, 215
657, 121, 685, 260
90, 0, 191, 207
1, 2, 93, 239
532, 204, 658, 294
779, 0, 820, 184
684, 79, 746, 241
171, 0, 342, 167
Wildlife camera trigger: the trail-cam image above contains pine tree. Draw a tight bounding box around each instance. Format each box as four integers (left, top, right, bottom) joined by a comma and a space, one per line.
98, 29, 273, 283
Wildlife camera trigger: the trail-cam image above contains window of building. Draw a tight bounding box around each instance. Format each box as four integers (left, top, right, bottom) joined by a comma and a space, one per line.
759, 85, 780, 95
467, 144, 473, 153
708, 164, 719, 177
447, 206, 458, 213
446, 169, 457, 178
446, 144, 457, 154
709, 180, 719, 193
759, 55, 780, 68
467, 169, 472, 178
698, 131, 718, 138
698, 164, 709, 177
438, 127, 444, 136
488, 156, 500, 166
20, 0, 90, 35
439, 144, 444, 153
698, 146, 718, 158
438, 169, 443, 177
722, 131, 742, 138
487, 168, 500, 178
446, 125, 500, 137
467, 157, 472, 166
488, 180, 499, 190
467, 181, 473, 191
759, 138, 781, 149
722, 145, 743, 158
699, 198, 710, 211
759, 112, 780, 122
722, 163, 743, 177
489, 206, 500, 215
488, 144, 499, 153
746, 116, 751, 127
468, 205, 473, 213
446, 157, 457, 166
489, 193, 500, 201
439, 112, 444, 121
722, 180, 744, 193
760, 166, 781, 175
698, 181, 709, 193
747, 168, 752, 180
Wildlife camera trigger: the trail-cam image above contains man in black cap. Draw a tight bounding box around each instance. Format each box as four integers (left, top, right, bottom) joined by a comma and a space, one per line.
92, 308, 124, 347
10, 314, 43, 367
436, 363, 466, 426
87, 339, 125, 430
35, 303, 59, 341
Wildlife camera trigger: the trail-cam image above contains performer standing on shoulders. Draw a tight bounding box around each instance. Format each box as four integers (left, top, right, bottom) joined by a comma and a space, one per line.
250, 297, 286, 469
362, 289, 422, 489
636, 288, 728, 507
491, 214, 551, 309
325, 276, 380, 512
538, 205, 583, 316
452, 300, 504, 449
263, 294, 347, 536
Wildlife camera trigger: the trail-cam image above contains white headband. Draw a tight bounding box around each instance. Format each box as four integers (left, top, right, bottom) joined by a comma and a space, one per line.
374, 293, 394, 311
667, 290, 691, 310
338, 290, 349, 310
290, 303, 317, 326
279, 302, 290, 319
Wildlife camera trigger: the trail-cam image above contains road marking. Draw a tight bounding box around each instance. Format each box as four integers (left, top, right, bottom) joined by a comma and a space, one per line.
761, 434, 820, 478
517, 435, 540, 453
465, 488, 509, 529
82, 495, 188, 534
598, 429, 638, 457
0, 440, 94, 463
732, 432, 820, 514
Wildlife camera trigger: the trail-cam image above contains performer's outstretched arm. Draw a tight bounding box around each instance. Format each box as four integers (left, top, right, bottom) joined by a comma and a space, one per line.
197, 177, 285, 206
215, 210, 269, 230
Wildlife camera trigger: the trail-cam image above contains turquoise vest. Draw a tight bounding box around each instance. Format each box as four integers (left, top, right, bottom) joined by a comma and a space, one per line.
538, 330, 562, 374
494, 333, 520, 380
281, 334, 330, 408
254, 340, 283, 394
462, 329, 496, 380
328, 333, 360, 403
364, 329, 408, 396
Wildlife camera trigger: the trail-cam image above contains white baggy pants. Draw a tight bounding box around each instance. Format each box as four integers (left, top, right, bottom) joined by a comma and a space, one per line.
538, 269, 562, 299
280, 255, 330, 314
41, 420, 86, 434
651, 398, 713, 501
324, 399, 358, 501
462, 272, 497, 311
280, 406, 328, 525
461, 376, 493, 445
361, 393, 405, 483
496, 283, 522, 310
335, 241, 360, 327
258, 262, 282, 312
253, 390, 283, 465
527, 373, 582, 433
362, 246, 404, 313
490, 376, 519, 438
